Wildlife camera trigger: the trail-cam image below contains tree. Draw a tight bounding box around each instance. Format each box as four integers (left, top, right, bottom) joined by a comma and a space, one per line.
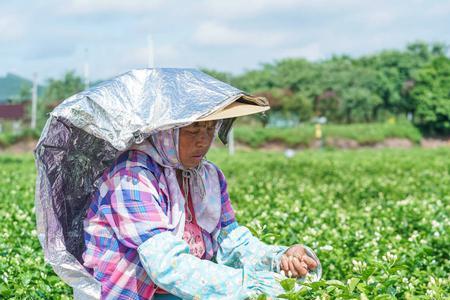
42, 70, 84, 105
200, 68, 234, 84
198, 41, 449, 129
36, 71, 85, 130
341, 87, 383, 123
282, 91, 313, 122
18, 83, 32, 102
410, 56, 450, 134
233, 63, 277, 92
271, 58, 317, 94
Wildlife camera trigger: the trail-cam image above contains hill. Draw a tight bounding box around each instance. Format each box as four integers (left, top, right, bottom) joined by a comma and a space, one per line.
0, 73, 44, 103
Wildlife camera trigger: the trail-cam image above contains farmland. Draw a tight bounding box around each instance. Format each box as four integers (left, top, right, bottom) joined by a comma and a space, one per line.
1, 148, 449, 299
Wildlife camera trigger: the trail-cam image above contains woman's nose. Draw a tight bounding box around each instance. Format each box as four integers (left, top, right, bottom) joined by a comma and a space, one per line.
195, 130, 210, 147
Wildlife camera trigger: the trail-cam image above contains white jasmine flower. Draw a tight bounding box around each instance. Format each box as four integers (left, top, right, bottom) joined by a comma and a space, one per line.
320, 245, 333, 251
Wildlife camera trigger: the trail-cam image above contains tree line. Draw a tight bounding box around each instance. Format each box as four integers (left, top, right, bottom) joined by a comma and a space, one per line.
38, 41, 449, 135
203, 41, 450, 135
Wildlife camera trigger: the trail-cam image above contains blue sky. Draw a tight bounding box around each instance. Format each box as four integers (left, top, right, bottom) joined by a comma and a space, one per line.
1, 0, 449, 83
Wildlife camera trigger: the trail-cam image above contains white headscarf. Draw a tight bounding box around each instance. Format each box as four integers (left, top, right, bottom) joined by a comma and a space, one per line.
129, 120, 223, 239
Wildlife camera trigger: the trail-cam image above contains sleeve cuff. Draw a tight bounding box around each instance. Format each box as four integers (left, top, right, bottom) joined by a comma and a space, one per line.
243, 266, 285, 298
217, 221, 239, 244
272, 246, 289, 273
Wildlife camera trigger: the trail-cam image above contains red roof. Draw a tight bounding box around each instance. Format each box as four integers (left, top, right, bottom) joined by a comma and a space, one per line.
0, 104, 25, 120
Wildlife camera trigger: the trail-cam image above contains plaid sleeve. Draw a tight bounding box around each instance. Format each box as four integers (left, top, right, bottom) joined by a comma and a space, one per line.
216, 167, 237, 228
100, 166, 170, 249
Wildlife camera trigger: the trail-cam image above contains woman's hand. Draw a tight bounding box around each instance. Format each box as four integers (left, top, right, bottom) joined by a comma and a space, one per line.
279, 244, 318, 278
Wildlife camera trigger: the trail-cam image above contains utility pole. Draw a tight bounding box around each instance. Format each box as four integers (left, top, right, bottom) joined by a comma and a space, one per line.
84, 48, 90, 89
31, 72, 38, 129
147, 34, 154, 68
228, 127, 235, 155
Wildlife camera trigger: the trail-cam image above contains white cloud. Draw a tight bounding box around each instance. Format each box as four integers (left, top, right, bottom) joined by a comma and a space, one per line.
0, 14, 27, 42
193, 21, 288, 47
154, 44, 182, 66
58, 0, 165, 15
119, 47, 150, 69
278, 43, 324, 61
113, 43, 182, 71
200, 0, 362, 19
424, 1, 450, 17
365, 11, 397, 27
201, 0, 298, 19
1, 0, 449, 81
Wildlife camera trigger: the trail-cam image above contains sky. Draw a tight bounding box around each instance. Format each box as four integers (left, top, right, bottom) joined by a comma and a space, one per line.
0, 0, 449, 83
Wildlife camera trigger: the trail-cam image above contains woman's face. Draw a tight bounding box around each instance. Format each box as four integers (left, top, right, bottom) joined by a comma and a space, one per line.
179, 120, 217, 168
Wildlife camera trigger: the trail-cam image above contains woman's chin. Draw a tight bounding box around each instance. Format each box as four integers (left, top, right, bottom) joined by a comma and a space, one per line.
183, 159, 201, 169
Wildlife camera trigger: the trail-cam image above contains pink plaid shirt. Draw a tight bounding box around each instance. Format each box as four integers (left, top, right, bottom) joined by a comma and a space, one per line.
82, 149, 236, 299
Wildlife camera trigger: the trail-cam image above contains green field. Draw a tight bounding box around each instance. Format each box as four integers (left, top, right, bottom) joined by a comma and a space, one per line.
1, 148, 449, 299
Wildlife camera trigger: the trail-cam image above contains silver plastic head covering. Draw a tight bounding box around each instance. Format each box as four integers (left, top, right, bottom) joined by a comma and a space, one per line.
33, 68, 268, 299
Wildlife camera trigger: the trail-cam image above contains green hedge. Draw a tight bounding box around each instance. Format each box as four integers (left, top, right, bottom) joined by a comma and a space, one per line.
0, 129, 41, 148
234, 122, 422, 148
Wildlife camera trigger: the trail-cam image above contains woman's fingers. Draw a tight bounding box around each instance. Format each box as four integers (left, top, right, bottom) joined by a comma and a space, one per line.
288, 258, 298, 277
291, 256, 308, 277
302, 255, 318, 270
280, 255, 289, 272
281, 254, 313, 278
282, 245, 320, 278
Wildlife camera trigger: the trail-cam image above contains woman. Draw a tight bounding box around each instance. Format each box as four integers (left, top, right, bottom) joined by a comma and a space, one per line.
82, 100, 319, 299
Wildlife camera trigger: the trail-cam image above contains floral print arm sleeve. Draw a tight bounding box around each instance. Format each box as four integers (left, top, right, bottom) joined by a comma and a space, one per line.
216, 222, 289, 273
138, 232, 285, 299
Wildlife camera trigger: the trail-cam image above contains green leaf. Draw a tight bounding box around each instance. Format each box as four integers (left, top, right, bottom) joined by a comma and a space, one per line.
361, 267, 376, 281
374, 294, 395, 300
388, 264, 407, 274
275, 293, 291, 299
246, 224, 260, 238
280, 278, 296, 291
348, 277, 360, 293
357, 283, 368, 293
326, 280, 346, 288
307, 280, 327, 290
326, 286, 336, 293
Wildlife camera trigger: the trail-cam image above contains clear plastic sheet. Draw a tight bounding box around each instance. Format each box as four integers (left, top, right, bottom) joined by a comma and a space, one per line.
33, 68, 268, 298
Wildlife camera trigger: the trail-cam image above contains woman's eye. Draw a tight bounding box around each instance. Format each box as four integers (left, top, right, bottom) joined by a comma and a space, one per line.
188, 130, 200, 135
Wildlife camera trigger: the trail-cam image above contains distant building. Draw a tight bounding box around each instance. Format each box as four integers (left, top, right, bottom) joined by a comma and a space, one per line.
0, 103, 27, 133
